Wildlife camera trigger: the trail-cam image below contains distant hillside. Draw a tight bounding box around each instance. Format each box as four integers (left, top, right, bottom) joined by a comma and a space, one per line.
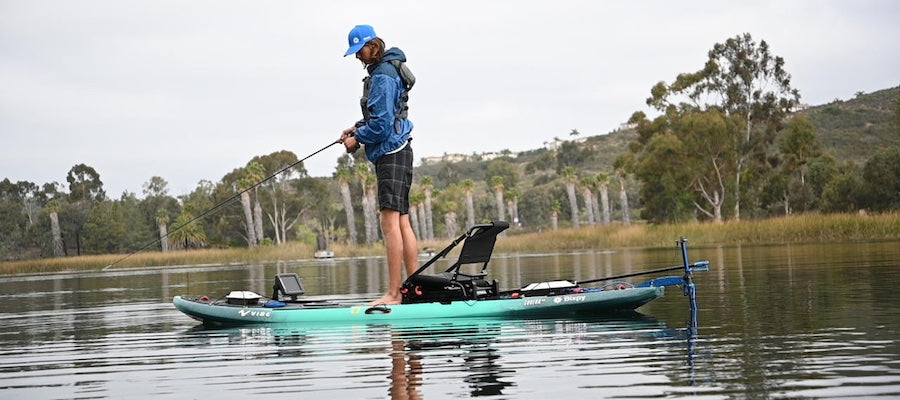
417, 86, 899, 186
799, 85, 900, 164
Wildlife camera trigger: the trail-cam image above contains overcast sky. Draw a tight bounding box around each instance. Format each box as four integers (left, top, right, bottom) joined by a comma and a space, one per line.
2, 1, 898, 197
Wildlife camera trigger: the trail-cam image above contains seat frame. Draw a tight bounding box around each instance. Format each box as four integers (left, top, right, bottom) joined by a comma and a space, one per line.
401, 221, 509, 304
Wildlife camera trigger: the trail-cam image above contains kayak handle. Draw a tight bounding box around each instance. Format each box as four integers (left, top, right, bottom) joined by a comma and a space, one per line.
365, 305, 392, 314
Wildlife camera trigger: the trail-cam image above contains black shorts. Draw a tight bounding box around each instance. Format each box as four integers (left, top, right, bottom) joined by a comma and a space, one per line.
375, 142, 413, 214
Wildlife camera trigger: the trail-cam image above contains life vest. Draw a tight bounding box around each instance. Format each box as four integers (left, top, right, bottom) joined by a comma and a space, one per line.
359, 59, 415, 123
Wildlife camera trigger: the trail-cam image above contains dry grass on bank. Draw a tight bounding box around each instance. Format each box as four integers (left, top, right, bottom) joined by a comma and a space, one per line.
496, 212, 900, 252
2, 212, 897, 275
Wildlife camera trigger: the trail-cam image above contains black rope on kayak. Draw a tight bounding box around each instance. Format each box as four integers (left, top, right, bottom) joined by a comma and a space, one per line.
102, 139, 342, 271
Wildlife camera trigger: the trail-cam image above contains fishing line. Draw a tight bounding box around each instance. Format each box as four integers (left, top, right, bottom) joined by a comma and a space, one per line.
103, 139, 341, 271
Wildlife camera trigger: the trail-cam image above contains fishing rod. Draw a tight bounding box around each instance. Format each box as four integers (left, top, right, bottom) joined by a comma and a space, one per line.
103, 139, 342, 271
573, 261, 709, 286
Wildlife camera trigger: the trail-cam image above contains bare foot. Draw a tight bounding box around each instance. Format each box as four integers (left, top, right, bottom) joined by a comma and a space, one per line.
367, 293, 402, 306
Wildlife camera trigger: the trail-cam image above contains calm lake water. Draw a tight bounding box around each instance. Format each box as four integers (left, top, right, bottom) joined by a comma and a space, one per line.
1, 239, 899, 399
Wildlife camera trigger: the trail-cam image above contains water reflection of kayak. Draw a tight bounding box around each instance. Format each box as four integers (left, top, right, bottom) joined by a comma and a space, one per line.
173, 221, 707, 328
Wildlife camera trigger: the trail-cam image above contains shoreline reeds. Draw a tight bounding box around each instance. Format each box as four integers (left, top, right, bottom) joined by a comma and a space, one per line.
2, 212, 897, 276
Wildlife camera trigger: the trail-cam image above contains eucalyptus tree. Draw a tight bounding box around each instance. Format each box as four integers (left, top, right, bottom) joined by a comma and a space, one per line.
861, 146, 900, 212
595, 172, 611, 225
555, 140, 592, 174
246, 151, 309, 245
295, 177, 340, 246
335, 166, 357, 245
46, 199, 64, 257
118, 192, 155, 253
486, 159, 520, 189
0, 179, 36, 258
67, 163, 106, 202
65, 164, 105, 254
142, 176, 169, 198
679, 110, 738, 223
246, 161, 266, 245
83, 200, 128, 254
237, 176, 257, 247
821, 163, 864, 213
460, 178, 476, 228
561, 167, 579, 228
644, 32, 800, 220
777, 116, 824, 213
11, 180, 41, 228
421, 176, 435, 240
491, 175, 505, 222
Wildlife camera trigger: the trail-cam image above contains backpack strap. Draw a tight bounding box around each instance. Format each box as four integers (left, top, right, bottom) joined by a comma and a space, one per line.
388, 60, 414, 120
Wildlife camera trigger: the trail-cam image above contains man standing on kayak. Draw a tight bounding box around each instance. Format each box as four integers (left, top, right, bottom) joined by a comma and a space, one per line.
339, 25, 418, 306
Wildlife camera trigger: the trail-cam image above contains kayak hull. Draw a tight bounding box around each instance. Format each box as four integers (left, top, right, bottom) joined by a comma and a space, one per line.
173, 287, 665, 327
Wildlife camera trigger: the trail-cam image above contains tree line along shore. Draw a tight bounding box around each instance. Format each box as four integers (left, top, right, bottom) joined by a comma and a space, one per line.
2, 212, 897, 276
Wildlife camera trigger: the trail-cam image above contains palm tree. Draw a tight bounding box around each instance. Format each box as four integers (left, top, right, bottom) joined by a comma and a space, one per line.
491, 176, 505, 222
616, 168, 631, 225
460, 178, 476, 228
421, 176, 435, 240
442, 200, 459, 238
47, 199, 64, 257
356, 165, 378, 245
156, 209, 169, 253
169, 211, 207, 249
580, 176, 596, 225
550, 199, 561, 231
505, 187, 519, 227
596, 173, 611, 225
562, 167, 580, 228
364, 175, 379, 242
417, 196, 427, 240
238, 178, 257, 247
408, 188, 422, 239
335, 167, 357, 245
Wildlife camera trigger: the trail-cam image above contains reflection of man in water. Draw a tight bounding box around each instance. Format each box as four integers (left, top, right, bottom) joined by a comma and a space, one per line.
388, 326, 513, 398
390, 340, 422, 400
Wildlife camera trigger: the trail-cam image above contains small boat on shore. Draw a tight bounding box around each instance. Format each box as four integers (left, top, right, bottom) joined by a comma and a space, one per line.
173, 221, 708, 327
313, 250, 334, 259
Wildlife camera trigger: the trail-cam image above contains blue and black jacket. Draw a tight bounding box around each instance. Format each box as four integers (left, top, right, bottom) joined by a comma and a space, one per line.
355, 47, 413, 163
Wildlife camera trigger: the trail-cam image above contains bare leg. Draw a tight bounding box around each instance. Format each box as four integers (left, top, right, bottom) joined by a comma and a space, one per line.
399, 214, 418, 277
369, 209, 403, 305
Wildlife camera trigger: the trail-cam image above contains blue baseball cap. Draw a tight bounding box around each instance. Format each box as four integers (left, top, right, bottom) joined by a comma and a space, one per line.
344, 25, 377, 57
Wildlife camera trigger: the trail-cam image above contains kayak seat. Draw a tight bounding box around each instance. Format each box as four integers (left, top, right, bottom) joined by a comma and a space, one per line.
402, 221, 509, 304
408, 271, 486, 288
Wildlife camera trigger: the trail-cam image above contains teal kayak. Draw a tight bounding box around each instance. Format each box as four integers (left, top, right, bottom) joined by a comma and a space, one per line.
173, 286, 664, 327
172, 221, 708, 328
